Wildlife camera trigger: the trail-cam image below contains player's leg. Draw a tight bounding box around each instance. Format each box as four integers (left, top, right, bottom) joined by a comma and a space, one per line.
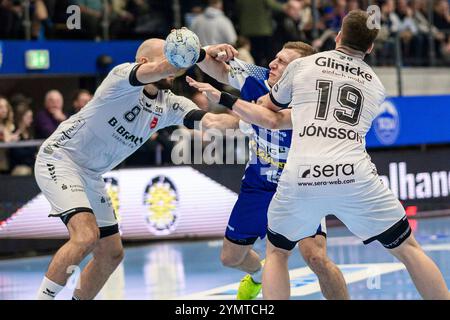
264, 193, 325, 300
73, 229, 123, 300
37, 211, 99, 299
262, 231, 294, 300
298, 230, 349, 300
222, 237, 264, 300
389, 233, 449, 299
71, 178, 123, 300
221, 238, 261, 274
337, 164, 449, 300
223, 186, 271, 299
35, 159, 99, 299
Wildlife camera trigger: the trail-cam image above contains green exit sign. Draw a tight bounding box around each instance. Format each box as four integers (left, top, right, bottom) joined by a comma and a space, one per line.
25, 50, 50, 70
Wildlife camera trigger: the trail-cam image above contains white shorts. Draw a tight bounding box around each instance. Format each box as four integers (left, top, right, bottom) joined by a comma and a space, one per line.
34, 151, 117, 229
268, 158, 407, 245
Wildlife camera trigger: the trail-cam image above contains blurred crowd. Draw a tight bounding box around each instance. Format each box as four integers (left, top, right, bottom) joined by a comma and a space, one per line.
0, 0, 449, 66
1, 0, 450, 175
0, 87, 190, 175
0, 89, 92, 175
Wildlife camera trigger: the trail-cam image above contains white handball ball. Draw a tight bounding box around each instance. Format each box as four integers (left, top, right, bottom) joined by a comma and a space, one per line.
164, 28, 201, 68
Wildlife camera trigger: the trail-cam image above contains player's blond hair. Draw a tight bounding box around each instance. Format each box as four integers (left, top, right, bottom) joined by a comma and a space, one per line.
283, 42, 317, 58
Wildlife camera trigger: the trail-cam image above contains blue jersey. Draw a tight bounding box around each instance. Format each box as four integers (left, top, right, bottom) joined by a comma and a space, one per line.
228, 59, 293, 191
224, 59, 326, 243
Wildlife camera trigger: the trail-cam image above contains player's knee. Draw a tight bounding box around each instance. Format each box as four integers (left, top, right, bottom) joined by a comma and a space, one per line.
220, 249, 245, 268
305, 252, 328, 274
71, 226, 100, 253
108, 247, 124, 266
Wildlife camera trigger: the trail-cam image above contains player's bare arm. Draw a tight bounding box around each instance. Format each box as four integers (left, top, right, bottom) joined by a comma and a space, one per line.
200, 112, 240, 131
135, 58, 179, 84
186, 76, 292, 130
196, 44, 239, 85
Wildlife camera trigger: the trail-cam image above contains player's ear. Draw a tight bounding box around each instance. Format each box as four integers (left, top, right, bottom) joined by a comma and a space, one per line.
138, 57, 149, 64
335, 31, 342, 44
366, 43, 374, 54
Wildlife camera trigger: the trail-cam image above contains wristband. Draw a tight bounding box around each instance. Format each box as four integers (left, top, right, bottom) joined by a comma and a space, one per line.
219, 92, 239, 109
196, 48, 207, 64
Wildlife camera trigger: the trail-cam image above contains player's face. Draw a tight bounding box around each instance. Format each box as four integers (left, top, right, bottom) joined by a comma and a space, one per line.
153, 76, 175, 90
268, 49, 301, 87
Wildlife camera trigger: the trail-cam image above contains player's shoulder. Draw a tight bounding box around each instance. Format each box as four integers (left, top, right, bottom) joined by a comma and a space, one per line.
110, 62, 136, 78
229, 58, 269, 80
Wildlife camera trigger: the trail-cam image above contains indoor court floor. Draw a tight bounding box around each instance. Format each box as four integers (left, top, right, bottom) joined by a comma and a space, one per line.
1, 216, 450, 300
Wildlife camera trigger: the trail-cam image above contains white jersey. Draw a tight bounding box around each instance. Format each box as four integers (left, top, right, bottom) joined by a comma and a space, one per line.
267, 50, 407, 242
270, 50, 386, 196
39, 63, 198, 175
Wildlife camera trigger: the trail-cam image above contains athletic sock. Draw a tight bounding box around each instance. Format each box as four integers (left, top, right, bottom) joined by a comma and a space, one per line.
250, 265, 263, 284
72, 295, 81, 300
36, 276, 64, 300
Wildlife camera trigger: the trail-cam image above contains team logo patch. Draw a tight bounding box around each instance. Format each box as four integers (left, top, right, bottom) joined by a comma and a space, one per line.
373, 100, 400, 145
143, 175, 179, 235
150, 116, 159, 129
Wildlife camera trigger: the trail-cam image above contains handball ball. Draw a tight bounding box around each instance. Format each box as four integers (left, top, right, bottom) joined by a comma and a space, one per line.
164, 28, 201, 69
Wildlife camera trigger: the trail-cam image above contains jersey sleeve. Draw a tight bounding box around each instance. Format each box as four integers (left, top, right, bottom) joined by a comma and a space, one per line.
228, 58, 269, 90
269, 59, 301, 109
94, 63, 143, 101
163, 91, 200, 126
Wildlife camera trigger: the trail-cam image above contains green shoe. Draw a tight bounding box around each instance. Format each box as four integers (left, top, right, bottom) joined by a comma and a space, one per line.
236, 274, 262, 300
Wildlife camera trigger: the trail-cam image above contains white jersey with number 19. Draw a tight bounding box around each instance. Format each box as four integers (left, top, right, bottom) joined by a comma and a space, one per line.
267, 49, 407, 243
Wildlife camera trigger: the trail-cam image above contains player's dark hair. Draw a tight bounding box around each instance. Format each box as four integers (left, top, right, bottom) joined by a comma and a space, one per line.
283, 42, 317, 57
340, 9, 379, 53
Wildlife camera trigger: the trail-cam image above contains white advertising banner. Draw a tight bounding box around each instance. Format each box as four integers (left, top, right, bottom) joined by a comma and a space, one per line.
0, 167, 238, 239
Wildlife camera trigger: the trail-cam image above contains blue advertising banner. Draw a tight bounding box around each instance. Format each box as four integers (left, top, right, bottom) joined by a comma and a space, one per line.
0, 40, 140, 75
366, 95, 450, 148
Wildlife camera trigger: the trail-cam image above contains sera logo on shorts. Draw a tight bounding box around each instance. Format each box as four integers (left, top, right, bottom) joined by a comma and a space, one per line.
373, 100, 400, 146
143, 175, 179, 236
298, 164, 355, 179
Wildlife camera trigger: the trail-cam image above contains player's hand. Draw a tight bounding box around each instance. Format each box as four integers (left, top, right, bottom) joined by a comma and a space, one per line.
205, 44, 238, 62
186, 76, 221, 104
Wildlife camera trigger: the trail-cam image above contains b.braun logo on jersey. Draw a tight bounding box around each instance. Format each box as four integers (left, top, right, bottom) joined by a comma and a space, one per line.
373, 100, 400, 146
143, 175, 179, 236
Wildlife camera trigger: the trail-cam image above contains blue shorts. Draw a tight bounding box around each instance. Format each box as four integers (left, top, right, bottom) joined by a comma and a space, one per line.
225, 173, 326, 245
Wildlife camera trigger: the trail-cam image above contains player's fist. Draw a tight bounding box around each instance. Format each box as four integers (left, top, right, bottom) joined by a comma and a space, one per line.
205, 44, 238, 62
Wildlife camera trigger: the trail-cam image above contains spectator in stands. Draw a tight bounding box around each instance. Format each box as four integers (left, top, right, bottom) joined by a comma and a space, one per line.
190, 0, 237, 46
110, 0, 136, 39
396, 0, 421, 65
30, 0, 49, 39
312, 0, 347, 51
235, 36, 255, 64
74, 0, 107, 39
0, 96, 18, 143
0, 96, 17, 173
71, 89, 92, 114
433, 0, 450, 63
35, 90, 66, 139
9, 103, 36, 176
375, 0, 402, 65
235, 0, 301, 66
0, 0, 24, 39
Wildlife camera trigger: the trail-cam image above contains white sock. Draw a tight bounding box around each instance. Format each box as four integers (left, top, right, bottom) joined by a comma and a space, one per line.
36, 276, 65, 300
250, 266, 263, 284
